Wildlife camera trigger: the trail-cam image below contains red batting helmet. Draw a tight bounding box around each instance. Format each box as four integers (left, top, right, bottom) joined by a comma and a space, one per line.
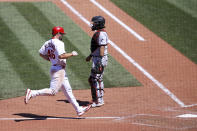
52, 26, 65, 36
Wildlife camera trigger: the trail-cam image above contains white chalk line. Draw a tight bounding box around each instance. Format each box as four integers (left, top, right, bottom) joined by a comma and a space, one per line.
182, 103, 197, 108
116, 114, 160, 121
176, 114, 197, 118
117, 113, 197, 120
117, 114, 197, 130
1, 114, 196, 129
90, 0, 145, 41
131, 122, 194, 130
85, 116, 121, 119
60, 0, 197, 107
0, 116, 120, 121
108, 40, 185, 108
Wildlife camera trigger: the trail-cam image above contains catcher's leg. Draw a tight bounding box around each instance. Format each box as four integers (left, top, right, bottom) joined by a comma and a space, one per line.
88, 75, 104, 106
88, 76, 98, 103
96, 79, 104, 105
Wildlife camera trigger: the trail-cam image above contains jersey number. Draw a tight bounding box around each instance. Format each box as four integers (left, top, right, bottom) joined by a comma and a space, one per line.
48, 50, 55, 59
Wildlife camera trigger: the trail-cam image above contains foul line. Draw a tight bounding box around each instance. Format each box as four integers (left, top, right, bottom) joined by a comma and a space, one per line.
59, 0, 196, 108
0, 116, 120, 121
176, 114, 197, 118
90, 0, 145, 41
117, 114, 197, 130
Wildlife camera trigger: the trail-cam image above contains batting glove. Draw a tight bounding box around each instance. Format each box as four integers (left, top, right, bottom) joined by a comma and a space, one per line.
72, 51, 78, 56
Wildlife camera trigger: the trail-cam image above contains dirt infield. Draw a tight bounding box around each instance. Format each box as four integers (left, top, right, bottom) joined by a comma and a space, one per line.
0, 0, 197, 131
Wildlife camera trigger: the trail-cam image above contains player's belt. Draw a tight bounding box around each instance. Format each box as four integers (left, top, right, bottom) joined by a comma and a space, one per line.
53, 64, 65, 68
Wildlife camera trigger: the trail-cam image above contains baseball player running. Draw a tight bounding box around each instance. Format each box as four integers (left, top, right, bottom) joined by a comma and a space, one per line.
24, 26, 91, 116
86, 16, 108, 108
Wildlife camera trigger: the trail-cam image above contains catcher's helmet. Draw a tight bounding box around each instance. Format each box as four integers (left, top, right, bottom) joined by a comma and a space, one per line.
91, 16, 105, 31
52, 26, 65, 36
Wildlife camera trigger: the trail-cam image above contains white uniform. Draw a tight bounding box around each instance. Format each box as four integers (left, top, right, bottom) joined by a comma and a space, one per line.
30, 38, 83, 114
39, 39, 66, 68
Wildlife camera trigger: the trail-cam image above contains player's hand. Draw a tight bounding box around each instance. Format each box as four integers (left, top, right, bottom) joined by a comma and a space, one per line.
86, 55, 92, 62
72, 51, 78, 56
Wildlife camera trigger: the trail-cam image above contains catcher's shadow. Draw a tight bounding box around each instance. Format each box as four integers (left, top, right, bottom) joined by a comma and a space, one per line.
13, 113, 84, 122
57, 99, 91, 106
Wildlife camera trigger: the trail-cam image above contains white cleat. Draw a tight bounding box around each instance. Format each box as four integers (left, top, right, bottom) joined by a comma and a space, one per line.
77, 105, 91, 117
91, 102, 104, 108
24, 89, 32, 104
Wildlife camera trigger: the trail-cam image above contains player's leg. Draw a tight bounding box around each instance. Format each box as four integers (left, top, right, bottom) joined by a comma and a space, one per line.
61, 74, 91, 116
25, 69, 64, 104
89, 57, 99, 104
96, 56, 107, 106
89, 74, 104, 107
61, 76, 80, 111
32, 69, 64, 96
88, 76, 98, 103
96, 77, 104, 105
89, 57, 105, 107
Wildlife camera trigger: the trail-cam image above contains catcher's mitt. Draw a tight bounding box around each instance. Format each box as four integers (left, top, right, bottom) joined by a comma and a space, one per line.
91, 59, 104, 74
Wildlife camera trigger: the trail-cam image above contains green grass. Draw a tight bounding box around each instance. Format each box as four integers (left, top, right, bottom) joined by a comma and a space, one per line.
0, 15, 50, 99
166, 0, 197, 18
0, 2, 141, 99
111, 0, 197, 64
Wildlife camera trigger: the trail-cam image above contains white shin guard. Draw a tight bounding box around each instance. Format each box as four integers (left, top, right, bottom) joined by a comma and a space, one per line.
96, 80, 104, 103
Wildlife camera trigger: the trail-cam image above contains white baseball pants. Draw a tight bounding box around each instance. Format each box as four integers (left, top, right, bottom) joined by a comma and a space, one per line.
31, 66, 81, 113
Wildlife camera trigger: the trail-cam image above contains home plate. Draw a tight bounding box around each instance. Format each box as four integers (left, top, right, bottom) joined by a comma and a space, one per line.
176, 114, 197, 118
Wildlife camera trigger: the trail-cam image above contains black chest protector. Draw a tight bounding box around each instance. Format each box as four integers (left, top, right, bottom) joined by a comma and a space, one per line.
90, 31, 100, 53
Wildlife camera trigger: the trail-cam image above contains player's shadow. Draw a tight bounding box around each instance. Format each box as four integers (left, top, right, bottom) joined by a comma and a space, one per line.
13, 113, 84, 122
57, 100, 91, 106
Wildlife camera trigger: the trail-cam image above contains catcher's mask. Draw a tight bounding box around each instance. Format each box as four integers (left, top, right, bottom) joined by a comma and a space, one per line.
52, 26, 66, 36
91, 16, 105, 31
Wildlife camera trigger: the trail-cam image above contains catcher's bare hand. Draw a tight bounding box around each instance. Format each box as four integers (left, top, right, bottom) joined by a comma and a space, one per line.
86, 55, 92, 62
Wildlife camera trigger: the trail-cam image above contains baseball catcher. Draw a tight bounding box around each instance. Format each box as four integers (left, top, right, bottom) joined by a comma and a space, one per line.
86, 16, 108, 108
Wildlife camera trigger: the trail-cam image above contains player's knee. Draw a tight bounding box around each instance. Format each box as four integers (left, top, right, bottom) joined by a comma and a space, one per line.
51, 89, 58, 96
